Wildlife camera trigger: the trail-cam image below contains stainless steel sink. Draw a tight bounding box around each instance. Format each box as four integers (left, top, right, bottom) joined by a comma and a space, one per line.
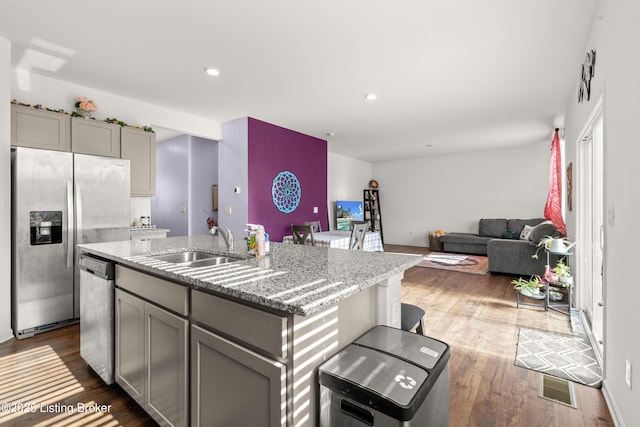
182, 256, 239, 268
150, 251, 218, 264
149, 251, 242, 267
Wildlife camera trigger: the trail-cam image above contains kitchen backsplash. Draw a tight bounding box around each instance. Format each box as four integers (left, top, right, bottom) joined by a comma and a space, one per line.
131, 197, 151, 225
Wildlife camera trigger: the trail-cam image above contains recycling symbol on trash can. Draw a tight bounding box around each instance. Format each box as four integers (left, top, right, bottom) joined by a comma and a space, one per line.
394, 374, 417, 390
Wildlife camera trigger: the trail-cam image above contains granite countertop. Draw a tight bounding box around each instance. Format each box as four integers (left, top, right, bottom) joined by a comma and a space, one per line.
78, 235, 420, 316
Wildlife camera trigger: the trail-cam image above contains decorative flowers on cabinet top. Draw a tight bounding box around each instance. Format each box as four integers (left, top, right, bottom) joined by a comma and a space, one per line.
74, 96, 97, 119
10, 99, 155, 133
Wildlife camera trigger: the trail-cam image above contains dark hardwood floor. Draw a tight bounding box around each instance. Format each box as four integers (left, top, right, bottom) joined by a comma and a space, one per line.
388, 244, 614, 427
0, 244, 614, 426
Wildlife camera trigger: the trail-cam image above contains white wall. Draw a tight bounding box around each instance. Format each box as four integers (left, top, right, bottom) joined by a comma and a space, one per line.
563, 1, 640, 425
373, 145, 551, 246
327, 152, 373, 230
0, 38, 13, 342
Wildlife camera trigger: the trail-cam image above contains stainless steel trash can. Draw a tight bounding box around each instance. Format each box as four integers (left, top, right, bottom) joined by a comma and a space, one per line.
318, 326, 450, 426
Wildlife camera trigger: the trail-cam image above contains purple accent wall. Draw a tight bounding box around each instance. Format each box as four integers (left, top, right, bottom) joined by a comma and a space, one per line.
247, 118, 328, 241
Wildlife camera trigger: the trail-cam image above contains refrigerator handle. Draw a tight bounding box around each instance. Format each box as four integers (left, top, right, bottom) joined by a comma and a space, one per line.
76, 181, 83, 248
67, 180, 74, 269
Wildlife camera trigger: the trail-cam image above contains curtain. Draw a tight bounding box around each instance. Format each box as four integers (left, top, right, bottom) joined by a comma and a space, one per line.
544, 129, 567, 235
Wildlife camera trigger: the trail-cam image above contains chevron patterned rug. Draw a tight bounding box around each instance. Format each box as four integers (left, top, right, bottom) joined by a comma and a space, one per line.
515, 328, 602, 388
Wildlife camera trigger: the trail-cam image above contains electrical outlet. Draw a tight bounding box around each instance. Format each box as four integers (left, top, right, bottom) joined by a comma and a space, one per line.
626, 359, 632, 389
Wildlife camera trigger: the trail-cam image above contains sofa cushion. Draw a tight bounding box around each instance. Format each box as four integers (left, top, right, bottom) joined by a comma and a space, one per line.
528, 220, 558, 244
478, 219, 507, 238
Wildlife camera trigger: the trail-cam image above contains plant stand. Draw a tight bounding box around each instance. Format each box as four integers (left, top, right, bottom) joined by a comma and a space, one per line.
516, 289, 547, 311
545, 250, 573, 315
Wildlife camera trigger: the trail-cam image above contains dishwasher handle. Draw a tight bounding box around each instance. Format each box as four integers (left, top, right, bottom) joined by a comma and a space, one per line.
78, 254, 115, 280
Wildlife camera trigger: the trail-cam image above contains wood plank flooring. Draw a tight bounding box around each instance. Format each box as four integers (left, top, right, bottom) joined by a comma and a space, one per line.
0, 244, 614, 426
389, 244, 614, 427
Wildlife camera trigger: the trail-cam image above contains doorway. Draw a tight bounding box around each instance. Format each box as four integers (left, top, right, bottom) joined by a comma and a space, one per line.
576, 96, 605, 363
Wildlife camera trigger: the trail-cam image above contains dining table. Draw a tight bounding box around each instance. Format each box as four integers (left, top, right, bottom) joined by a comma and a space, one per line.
282, 230, 384, 252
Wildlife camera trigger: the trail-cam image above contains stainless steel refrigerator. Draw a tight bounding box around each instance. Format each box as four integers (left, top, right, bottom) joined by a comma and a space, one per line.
11, 146, 130, 339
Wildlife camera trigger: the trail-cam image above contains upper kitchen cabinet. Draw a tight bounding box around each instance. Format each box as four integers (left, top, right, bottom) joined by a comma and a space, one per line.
121, 126, 156, 196
11, 104, 71, 152
71, 118, 121, 158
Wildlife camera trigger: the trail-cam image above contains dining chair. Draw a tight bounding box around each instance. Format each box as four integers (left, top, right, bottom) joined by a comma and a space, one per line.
304, 220, 322, 233
349, 221, 369, 250
291, 224, 315, 246
400, 303, 426, 335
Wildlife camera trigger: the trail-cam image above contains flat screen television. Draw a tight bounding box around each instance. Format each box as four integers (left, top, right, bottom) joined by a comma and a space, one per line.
335, 200, 364, 231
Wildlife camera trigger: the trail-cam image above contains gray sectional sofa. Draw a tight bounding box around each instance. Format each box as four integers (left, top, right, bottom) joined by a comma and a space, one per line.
438, 218, 560, 276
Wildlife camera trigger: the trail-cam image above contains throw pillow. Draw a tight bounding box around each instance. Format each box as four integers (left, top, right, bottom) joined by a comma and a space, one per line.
528, 220, 558, 244
520, 225, 534, 240
503, 230, 519, 239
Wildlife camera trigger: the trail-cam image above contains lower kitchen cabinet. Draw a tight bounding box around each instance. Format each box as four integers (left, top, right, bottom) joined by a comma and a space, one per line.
115, 288, 188, 427
115, 288, 145, 403
190, 325, 286, 427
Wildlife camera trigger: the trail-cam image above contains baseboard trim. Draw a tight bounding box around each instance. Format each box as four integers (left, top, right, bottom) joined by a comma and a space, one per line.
0, 328, 15, 344
601, 380, 624, 427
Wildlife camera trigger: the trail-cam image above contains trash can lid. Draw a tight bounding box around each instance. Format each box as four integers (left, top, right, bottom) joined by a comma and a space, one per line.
354, 326, 450, 372
318, 344, 429, 420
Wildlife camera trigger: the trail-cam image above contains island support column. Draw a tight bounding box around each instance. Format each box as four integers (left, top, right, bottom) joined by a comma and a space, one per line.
376, 272, 403, 328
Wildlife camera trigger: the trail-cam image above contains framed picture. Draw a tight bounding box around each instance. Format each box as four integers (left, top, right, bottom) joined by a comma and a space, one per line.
567, 163, 573, 211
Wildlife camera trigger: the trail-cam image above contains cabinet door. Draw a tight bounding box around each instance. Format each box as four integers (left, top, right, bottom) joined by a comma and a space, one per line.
191, 325, 286, 427
146, 304, 188, 427
121, 127, 156, 196
11, 104, 71, 151
71, 118, 121, 157
115, 288, 146, 406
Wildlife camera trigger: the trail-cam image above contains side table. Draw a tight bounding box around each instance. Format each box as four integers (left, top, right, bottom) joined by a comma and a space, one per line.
429, 233, 445, 252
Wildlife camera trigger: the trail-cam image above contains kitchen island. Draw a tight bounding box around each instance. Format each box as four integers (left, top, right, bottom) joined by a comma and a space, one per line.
78, 235, 420, 427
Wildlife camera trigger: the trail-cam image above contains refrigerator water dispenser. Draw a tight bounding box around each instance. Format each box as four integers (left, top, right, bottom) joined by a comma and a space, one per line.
30, 211, 63, 245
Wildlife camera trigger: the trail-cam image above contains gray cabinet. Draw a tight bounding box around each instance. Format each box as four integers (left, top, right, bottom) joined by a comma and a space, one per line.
147, 303, 188, 427
121, 127, 156, 196
191, 325, 286, 427
191, 290, 287, 427
115, 288, 145, 404
11, 104, 71, 151
71, 118, 121, 157
115, 267, 188, 427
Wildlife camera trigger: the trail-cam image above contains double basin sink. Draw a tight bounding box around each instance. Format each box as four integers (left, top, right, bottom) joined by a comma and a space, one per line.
150, 250, 242, 268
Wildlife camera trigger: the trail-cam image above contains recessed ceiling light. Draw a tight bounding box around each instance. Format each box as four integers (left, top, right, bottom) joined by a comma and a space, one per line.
364, 93, 377, 101
326, 132, 336, 137
204, 67, 221, 76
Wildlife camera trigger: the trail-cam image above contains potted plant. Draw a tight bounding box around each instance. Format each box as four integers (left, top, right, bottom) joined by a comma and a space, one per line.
551, 259, 573, 287
532, 236, 577, 259
511, 275, 544, 297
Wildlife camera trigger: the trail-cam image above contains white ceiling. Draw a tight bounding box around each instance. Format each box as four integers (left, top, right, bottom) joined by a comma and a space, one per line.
1, 1, 598, 162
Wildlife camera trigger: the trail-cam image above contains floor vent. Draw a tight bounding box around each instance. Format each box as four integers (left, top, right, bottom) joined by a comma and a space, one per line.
538, 373, 577, 408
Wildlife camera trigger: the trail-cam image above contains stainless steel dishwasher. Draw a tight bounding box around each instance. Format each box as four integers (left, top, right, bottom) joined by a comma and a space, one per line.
79, 253, 115, 384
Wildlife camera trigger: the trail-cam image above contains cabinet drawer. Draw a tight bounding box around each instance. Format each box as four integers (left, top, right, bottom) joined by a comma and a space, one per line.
116, 266, 188, 316
192, 290, 288, 359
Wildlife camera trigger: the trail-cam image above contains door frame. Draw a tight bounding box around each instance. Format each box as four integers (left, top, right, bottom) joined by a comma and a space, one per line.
575, 94, 605, 365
